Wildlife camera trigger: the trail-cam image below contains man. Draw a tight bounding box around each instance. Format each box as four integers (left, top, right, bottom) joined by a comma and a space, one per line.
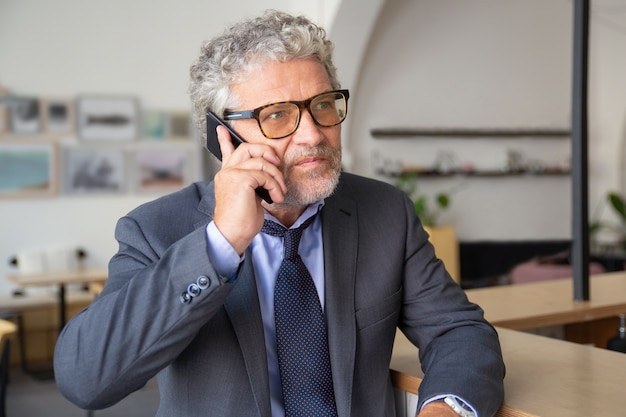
54, 10, 504, 417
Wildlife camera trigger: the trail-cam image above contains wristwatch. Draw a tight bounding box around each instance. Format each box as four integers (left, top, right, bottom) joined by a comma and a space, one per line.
443, 396, 476, 417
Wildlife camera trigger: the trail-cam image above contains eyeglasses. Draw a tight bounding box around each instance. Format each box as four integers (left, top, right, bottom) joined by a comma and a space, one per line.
223, 89, 349, 140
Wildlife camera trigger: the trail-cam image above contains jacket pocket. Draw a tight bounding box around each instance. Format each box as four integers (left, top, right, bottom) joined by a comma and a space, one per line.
355, 288, 402, 331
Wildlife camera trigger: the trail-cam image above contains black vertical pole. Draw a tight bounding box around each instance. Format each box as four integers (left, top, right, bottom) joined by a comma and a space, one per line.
571, 0, 590, 301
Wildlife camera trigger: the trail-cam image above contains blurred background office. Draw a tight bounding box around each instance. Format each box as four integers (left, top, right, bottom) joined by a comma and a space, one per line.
1, 0, 625, 290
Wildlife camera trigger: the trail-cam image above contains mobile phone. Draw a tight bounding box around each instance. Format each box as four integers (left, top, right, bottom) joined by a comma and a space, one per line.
205, 111, 273, 204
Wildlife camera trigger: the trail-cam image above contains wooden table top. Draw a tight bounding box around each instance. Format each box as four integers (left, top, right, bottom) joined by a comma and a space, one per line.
391, 326, 626, 417
7, 268, 108, 287
464, 271, 626, 330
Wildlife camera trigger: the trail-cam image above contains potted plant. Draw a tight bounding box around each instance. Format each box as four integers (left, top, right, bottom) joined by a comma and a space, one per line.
394, 173, 453, 227
394, 173, 460, 282
590, 191, 626, 251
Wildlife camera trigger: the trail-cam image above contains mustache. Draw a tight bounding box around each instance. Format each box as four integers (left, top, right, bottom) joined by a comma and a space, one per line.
279, 143, 342, 206
282, 143, 341, 168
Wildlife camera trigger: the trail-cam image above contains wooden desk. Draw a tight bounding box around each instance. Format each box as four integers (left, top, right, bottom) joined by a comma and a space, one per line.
7, 269, 107, 333
391, 327, 626, 417
464, 271, 626, 330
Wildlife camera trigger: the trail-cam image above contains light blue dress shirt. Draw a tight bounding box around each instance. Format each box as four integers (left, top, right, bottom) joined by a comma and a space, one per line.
205, 202, 325, 417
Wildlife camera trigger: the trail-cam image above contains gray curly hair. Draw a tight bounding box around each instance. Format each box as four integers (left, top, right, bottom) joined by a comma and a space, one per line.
188, 9, 341, 146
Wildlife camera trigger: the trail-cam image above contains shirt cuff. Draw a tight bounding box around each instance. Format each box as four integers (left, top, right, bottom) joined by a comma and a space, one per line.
205, 221, 243, 281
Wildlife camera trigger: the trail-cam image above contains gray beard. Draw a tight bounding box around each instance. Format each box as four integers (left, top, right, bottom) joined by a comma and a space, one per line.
281, 167, 340, 206
278, 144, 341, 206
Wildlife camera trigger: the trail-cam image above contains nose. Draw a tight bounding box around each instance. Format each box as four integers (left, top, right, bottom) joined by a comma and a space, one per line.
291, 109, 324, 146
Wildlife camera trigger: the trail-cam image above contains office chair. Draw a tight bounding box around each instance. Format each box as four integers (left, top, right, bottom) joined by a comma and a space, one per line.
607, 314, 626, 353
0, 338, 11, 417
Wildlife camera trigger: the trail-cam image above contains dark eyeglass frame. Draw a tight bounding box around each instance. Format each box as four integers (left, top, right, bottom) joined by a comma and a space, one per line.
223, 89, 350, 140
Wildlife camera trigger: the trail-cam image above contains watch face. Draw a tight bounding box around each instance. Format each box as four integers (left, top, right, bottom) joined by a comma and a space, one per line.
444, 396, 476, 417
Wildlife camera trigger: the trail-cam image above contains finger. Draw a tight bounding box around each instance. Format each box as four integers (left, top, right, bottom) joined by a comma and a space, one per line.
214, 126, 287, 198
229, 144, 282, 168
217, 126, 282, 168
256, 174, 286, 204
230, 157, 287, 195
216, 125, 237, 161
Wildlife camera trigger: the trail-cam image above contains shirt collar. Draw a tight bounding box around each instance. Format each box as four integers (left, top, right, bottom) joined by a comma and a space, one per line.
264, 200, 325, 229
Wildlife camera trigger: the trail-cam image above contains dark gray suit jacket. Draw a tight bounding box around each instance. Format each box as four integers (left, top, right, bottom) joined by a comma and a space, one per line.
54, 172, 504, 417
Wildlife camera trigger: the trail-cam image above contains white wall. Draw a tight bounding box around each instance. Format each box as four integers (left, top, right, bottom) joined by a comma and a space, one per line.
0, 0, 339, 295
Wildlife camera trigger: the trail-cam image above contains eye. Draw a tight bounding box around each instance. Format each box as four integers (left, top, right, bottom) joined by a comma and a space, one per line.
260, 103, 294, 124
317, 102, 330, 110
266, 110, 287, 121
312, 99, 334, 112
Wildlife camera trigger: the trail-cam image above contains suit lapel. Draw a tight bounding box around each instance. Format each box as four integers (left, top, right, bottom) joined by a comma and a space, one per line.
224, 258, 272, 417
322, 188, 358, 417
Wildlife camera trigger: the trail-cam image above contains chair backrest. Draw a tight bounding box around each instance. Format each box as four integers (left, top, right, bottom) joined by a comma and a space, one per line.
0, 338, 11, 417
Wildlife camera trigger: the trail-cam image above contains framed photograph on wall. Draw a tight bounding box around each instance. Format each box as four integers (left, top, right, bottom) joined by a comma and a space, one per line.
42, 97, 75, 135
133, 148, 191, 193
0, 100, 8, 134
141, 109, 169, 141
77, 95, 139, 141
8, 96, 41, 134
63, 147, 126, 194
0, 141, 58, 198
168, 111, 191, 140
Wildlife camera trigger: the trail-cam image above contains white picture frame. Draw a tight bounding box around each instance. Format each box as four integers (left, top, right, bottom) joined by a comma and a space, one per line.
77, 95, 139, 141
63, 147, 126, 194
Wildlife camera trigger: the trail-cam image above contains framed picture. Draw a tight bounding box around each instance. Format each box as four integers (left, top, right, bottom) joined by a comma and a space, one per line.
168, 111, 191, 140
77, 95, 139, 141
63, 147, 126, 194
0, 141, 58, 198
42, 97, 75, 134
141, 110, 169, 140
0, 100, 8, 134
8, 96, 41, 134
133, 148, 191, 193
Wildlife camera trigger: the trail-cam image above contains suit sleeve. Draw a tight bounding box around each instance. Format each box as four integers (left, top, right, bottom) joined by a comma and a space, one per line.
396, 192, 505, 417
54, 212, 234, 410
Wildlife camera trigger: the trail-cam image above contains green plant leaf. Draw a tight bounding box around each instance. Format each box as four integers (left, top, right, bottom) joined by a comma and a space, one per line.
414, 196, 427, 216
393, 172, 457, 226
394, 174, 416, 195
589, 221, 603, 235
435, 194, 450, 209
608, 192, 626, 222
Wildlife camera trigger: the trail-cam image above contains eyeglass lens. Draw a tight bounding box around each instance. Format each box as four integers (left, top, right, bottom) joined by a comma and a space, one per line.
259, 91, 347, 139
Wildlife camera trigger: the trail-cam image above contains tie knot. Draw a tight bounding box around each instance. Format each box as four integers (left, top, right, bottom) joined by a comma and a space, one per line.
261, 215, 316, 259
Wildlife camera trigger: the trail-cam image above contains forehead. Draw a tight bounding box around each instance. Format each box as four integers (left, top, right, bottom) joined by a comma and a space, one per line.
232, 58, 332, 108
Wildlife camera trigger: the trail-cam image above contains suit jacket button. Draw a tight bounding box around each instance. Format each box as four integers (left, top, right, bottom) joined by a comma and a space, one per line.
196, 275, 210, 289
187, 283, 201, 297
180, 291, 192, 304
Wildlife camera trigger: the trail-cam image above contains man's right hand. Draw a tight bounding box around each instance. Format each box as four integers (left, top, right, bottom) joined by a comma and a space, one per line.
212, 125, 286, 255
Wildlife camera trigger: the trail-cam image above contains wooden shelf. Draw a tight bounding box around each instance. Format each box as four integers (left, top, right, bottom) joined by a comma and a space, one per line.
370, 127, 571, 139
377, 167, 571, 178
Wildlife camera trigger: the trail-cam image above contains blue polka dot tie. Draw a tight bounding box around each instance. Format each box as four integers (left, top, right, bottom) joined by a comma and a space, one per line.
262, 216, 338, 417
